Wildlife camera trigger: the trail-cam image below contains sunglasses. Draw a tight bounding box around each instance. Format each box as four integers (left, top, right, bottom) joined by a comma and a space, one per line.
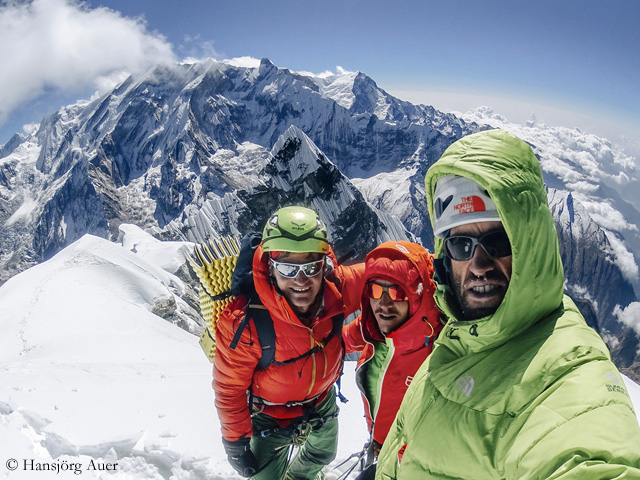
366, 282, 408, 302
444, 230, 512, 261
270, 258, 325, 278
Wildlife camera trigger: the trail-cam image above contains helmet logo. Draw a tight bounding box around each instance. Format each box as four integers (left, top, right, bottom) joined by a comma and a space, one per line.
291, 221, 307, 231
434, 195, 453, 219
453, 195, 486, 215
262, 206, 330, 254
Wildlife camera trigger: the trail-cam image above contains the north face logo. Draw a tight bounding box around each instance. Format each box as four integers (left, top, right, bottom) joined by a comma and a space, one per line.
453, 195, 486, 215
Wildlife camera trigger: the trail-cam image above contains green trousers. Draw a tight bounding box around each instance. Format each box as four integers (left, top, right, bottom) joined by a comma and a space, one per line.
249, 387, 339, 480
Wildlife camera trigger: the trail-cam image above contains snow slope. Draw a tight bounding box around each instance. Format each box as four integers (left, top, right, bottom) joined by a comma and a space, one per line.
0, 226, 638, 479
0, 225, 368, 479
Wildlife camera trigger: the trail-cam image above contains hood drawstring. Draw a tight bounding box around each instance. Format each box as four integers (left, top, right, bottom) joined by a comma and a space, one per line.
446, 327, 460, 340
423, 317, 436, 347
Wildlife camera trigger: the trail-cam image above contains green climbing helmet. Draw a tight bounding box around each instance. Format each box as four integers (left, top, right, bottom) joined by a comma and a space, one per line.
262, 206, 330, 254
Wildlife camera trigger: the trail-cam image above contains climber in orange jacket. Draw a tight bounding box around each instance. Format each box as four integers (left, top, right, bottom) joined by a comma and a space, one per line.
213, 206, 365, 479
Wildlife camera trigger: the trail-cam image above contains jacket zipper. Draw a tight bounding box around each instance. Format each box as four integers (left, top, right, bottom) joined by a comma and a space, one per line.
280, 297, 319, 397
308, 328, 316, 397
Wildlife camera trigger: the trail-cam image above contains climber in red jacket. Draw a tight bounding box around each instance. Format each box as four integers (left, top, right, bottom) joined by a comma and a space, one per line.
343, 241, 442, 463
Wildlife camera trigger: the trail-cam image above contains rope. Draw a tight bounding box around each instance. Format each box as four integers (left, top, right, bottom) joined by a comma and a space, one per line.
334, 439, 371, 480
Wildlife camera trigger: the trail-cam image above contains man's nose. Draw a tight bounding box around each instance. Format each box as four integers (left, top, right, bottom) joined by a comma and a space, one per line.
469, 244, 495, 272
293, 270, 310, 281
379, 292, 394, 306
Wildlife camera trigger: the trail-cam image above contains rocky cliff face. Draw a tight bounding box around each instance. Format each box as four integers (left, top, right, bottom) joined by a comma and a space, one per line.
549, 188, 639, 377
158, 125, 412, 264
1, 57, 638, 373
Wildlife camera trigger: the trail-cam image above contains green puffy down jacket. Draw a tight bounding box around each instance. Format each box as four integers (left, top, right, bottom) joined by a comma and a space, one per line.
377, 129, 640, 479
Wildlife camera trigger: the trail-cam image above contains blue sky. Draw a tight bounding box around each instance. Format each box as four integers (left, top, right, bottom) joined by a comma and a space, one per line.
1, 0, 639, 148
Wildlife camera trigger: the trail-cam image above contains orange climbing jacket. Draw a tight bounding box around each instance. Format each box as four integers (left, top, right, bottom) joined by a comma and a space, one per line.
213, 242, 365, 442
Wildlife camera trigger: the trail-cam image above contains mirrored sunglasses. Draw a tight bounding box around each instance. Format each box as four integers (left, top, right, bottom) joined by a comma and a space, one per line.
270, 258, 325, 278
366, 282, 408, 302
444, 230, 511, 261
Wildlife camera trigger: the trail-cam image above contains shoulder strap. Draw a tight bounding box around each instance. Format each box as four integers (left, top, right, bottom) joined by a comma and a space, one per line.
229, 292, 276, 371
230, 294, 345, 370
251, 304, 276, 370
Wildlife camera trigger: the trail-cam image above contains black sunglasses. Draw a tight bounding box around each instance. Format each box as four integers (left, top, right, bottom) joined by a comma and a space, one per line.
444, 230, 511, 261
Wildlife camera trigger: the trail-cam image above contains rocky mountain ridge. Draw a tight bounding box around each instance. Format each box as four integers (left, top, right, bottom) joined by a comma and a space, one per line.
1, 58, 638, 378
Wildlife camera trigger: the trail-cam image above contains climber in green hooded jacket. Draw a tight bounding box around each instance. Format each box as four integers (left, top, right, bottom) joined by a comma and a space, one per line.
376, 129, 640, 479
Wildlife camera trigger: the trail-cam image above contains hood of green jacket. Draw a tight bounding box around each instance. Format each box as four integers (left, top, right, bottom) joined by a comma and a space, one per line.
425, 129, 565, 356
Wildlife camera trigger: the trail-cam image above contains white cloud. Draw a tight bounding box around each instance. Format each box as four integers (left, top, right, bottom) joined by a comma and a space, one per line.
295, 66, 356, 79
0, 0, 176, 126
92, 70, 132, 96
564, 180, 599, 194
21, 123, 39, 136
613, 302, 640, 336
223, 56, 261, 69
179, 34, 221, 63
603, 230, 639, 282
574, 196, 638, 233
601, 332, 620, 350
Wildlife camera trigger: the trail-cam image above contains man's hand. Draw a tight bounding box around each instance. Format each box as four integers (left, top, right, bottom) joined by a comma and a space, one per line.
373, 440, 382, 458
222, 437, 259, 478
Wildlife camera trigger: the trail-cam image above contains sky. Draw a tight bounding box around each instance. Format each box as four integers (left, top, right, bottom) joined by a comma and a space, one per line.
0, 223, 639, 479
0, 0, 639, 149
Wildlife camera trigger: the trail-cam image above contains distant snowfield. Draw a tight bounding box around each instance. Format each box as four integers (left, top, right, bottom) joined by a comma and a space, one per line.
0, 226, 637, 479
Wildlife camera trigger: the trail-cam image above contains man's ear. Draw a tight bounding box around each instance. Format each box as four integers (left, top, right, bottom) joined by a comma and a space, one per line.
433, 257, 450, 286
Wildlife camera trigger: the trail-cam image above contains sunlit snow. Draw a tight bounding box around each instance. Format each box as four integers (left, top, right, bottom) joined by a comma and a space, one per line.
1, 225, 638, 479
0, 226, 371, 479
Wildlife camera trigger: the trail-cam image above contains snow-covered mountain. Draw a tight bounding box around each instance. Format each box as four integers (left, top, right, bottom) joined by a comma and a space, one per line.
0, 58, 472, 279
1, 57, 639, 377
156, 124, 412, 265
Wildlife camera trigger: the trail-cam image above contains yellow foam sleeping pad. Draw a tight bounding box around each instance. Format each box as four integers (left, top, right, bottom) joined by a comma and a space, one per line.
186, 236, 240, 362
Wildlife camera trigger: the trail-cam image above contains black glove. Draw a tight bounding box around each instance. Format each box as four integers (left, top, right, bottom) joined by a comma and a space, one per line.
222, 437, 258, 478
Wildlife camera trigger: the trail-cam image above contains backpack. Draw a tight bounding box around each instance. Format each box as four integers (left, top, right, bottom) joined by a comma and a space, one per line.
186, 234, 241, 361
188, 233, 344, 370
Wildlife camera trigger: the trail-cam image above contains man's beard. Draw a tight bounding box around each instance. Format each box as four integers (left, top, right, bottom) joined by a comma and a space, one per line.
450, 270, 508, 321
